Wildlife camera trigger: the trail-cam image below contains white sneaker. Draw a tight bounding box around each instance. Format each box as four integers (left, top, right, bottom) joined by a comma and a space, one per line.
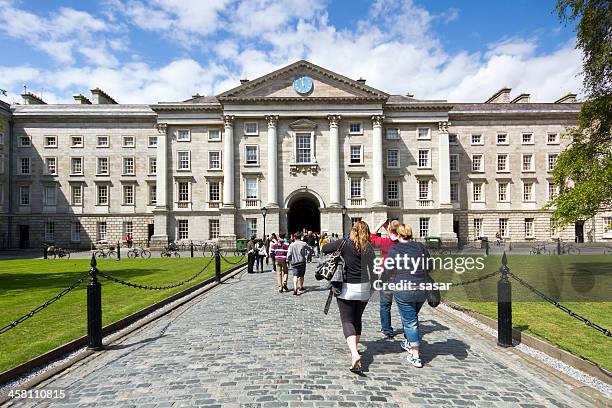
407, 354, 423, 368
400, 340, 411, 352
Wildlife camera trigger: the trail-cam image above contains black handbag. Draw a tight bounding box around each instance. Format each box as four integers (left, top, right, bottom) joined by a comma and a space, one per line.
426, 274, 441, 308
315, 240, 346, 281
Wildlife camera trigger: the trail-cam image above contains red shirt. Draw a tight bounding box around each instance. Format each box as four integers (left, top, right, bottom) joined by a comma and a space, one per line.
370, 234, 397, 259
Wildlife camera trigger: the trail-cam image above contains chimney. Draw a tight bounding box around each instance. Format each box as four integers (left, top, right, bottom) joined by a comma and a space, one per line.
21, 92, 46, 105
484, 87, 512, 103
357, 78, 366, 84
510, 93, 530, 103
554, 92, 577, 103
73, 94, 92, 104
405, 92, 414, 97
90, 88, 117, 104
240, 79, 249, 84
192, 93, 201, 98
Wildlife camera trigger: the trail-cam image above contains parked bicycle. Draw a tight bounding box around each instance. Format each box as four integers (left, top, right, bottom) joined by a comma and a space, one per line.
529, 243, 547, 255
94, 247, 117, 259
127, 247, 152, 258
47, 246, 71, 259
548, 241, 580, 255
160, 247, 181, 258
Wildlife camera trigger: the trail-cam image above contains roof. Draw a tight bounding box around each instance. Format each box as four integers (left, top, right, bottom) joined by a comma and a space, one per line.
450, 103, 582, 113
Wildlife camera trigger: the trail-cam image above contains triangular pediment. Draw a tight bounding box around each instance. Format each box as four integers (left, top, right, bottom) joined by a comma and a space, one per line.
217, 60, 388, 101
289, 118, 318, 130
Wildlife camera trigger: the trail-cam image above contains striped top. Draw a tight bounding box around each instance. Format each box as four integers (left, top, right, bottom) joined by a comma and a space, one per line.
272, 240, 290, 261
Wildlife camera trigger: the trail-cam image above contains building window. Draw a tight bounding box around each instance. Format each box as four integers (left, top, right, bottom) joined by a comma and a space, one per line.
19, 135, 31, 147
44, 136, 57, 148
71, 135, 84, 147
245, 145, 259, 165
209, 181, 221, 202
350, 145, 363, 164
449, 154, 459, 172
123, 157, 135, 175
417, 128, 430, 140
497, 182, 509, 202
19, 185, 30, 206
523, 182, 534, 202
499, 218, 509, 238
149, 157, 157, 174
386, 149, 399, 168
149, 184, 157, 205
386, 128, 399, 139
522, 133, 534, 144
497, 154, 509, 172
45, 221, 55, 242
417, 149, 430, 168
245, 178, 258, 199
472, 183, 483, 202
177, 182, 190, 202
71, 185, 82, 205
178, 220, 189, 240
522, 154, 534, 172
97, 185, 109, 205
471, 134, 483, 145
497, 133, 508, 144
419, 218, 429, 238
348, 122, 362, 134
244, 122, 259, 135
123, 184, 134, 205
97, 135, 109, 147
71, 222, 81, 242
548, 182, 559, 200
450, 183, 459, 202
208, 151, 221, 170
548, 154, 558, 171
44, 185, 57, 206
71, 157, 83, 175
473, 218, 483, 239
148, 136, 158, 147
209, 219, 220, 239
472, 154, 483, 172
97, 157, 109, 175
295, 133, 312, 163
350, 177, 362, 198
246, 218, 257, 238
178, 151, 191, 170
418, 180, 430, 200
96, 222, 107, 241
123, 221, 133, 238
177, 129, 190, 141
525, 218, 534, 239
550, 218, 559, 238
19, 157, 30, 174
351, 217, 362, 226
45, 157, 57, 175
122, 136, 135, 147
209, 129, 221, 141
602, 217, 612, 234
547, 133, 559, 144
386, 179, 399, 201
448, 134, 458, 145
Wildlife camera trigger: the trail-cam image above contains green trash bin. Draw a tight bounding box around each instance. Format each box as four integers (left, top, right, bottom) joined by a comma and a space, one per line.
424, 237, 442, 249
236, 239, 249, 253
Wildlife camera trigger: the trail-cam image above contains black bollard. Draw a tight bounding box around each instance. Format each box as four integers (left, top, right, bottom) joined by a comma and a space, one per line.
43, 246, 48, 260
497, 252, 513, 347
190, 241, 194, 258
485, 240, 490, 256
215, 246, 221, 283
117, 241, 121, 260
557, 239, 561, 255
87, 254, 103, 350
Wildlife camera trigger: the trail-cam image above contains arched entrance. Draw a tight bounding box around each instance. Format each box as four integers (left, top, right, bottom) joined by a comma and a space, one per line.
287, 195, 321, 234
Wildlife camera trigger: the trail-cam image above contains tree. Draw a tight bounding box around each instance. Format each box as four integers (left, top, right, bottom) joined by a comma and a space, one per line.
548, 0, 612, 227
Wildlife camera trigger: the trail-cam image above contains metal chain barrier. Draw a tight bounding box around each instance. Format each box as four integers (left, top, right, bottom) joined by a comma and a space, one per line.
508, 271, 611, 337
448, 271, 499, 287
0, 271, 89, 335
219, 253, 247, 265
97, 256, 215, 290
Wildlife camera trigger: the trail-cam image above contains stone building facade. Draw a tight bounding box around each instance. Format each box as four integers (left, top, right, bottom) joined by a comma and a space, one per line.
1, 61, 610, 249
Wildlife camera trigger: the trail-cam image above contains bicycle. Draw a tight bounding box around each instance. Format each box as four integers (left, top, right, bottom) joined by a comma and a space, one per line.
548, 241, 581, 255
161, 247, 181, 258
127, 247, 152, 258
94, 247, 117, 259
529, 243, 547, 255
201, 241, 216, 257
48, 246, 71, 259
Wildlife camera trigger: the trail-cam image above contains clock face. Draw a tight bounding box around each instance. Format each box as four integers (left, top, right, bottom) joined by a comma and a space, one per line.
293, 75, 313, 95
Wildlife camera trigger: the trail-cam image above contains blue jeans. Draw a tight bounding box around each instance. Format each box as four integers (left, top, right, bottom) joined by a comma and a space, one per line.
379, 290, 394, 335
395, 298, 424, 347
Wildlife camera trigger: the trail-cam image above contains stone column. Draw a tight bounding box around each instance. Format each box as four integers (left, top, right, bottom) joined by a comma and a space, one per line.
265, 115, 279, 207
151, 122, 169, 248
437, 121, 456, 245
222, 115, 235, 208
328, 115, 342, 207
371, 115, 385, 206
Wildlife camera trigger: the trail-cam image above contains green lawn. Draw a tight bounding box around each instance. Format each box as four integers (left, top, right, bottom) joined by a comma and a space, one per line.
431, 255, 612, 370
0, 257, 244, 373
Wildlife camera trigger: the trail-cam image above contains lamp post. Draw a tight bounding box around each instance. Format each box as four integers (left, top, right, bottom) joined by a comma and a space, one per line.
261, 206, 268, 240
341, 206, 347, 237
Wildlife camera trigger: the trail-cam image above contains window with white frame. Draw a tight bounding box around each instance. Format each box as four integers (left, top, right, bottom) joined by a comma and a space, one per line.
123, 184, 134, 205
177, 151, 191, 170
472, 154, 484, 172
472, 183, 484, 202
499, 218, 509, 237
448, 134, 458, 145
473, 218, 483, 239
245, 178, 258, 199
351, 217, 362, 226
122, 135, 135, 147
497, 154, 509, 172
386, 179, 399, 201
123, 157, 135, 175
45, 221, 55, 242
603, 217, 612, 234
71, 136, 83, 147
523, 182, 534, 202
244, 122, 258, 135
44, 185, 56, 206
417, 128, 430, 140
209, 180, 221, 202
449, 154, 459, 172
148, 136, 158, 147
522, 133, 534, 144
19, 185, 30, 206
71, 185, 82, 205
97, 157, 109, 175
417, 149, 430, 168
45, 157, 57, 175
178, 220, 189, 240
96, 222, 107, 241
550, 218, 559, 237
44, 136, 57, 148
177, 129, 190, 141
19, 135, 31, 147
349, 145, 363, 164
548, 154, 558, 171
71, 222, 81, 242
177, 182, 190, 202
245, 145, 259, 165
348, 122, 362, 134
71, 157, 83, 175
209, 219, 220, 239
149, 157, 157, 174
246, 218, 258, 238
450, 183, 459, 202
149, 184, 157, 205
522, 154, 534, 172
123, 221, 133, 238
350, 177, 362, 198
19, 157, 30, 175
547, 133, 559, 144
419, 218, 429, 237
386, 128, 399, 139
97, 135, 109, 147
548, 182, 559, 200
497, 133, 508, 144
471, 134, 483, 145
497, 182, 509, 202
209, 129, 221, 141
386, 149, 399, 168
295, 133, 312, 163
418, 180, 430, 200
525, 218, 534, 238
208, 151, 221, 169
97, 185, 109, 205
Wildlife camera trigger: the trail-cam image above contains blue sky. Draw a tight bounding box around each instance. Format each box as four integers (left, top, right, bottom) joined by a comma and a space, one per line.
0, 0, 581, 104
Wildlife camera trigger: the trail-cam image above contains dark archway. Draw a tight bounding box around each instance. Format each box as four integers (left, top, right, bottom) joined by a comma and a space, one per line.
287, 196, 321, 234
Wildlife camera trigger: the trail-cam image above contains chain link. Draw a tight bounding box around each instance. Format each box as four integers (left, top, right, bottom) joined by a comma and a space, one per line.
219, 253, 247, 265
508, 271, 611, 337
0, 272, 89, 335
449, 271, 499, 287
97, 256, 215, 290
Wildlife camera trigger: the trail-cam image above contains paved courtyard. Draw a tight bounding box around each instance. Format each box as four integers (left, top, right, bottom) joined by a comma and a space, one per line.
12, 263, 598, 407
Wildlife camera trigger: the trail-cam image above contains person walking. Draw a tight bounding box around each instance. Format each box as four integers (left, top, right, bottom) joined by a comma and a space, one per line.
264, 234, 270, 265
287, 232, 312, 295
246, 235, 257, 274
322, 221, 375, 374
255, 239, 266, 273
125, 233, 133, 248
319, 233, 330, 250
313, 232, 320, 258
272, 232, 290, 293
306, 231, 316, 262
371, 218, 400, 339
268, 233, 278, 271
387, 224, 432, 368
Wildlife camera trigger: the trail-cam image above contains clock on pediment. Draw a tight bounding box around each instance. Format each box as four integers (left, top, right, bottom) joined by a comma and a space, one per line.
293, 74, 313, 95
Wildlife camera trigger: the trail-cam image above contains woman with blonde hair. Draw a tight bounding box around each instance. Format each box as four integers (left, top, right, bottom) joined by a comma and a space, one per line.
321, 220, 375, 374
